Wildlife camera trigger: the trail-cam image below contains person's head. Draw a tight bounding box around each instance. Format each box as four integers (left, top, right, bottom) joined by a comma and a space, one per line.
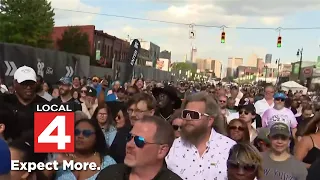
75, 111, 89, 122
218, 95, 228, 109
300, 95, 311, 109
227, 119, 250, 143
303, 112, 320, 136
58, 77, 72, 96
51, 87, 59, 98
85, 87, 97, 105
268, 122, 291, 154
114, 105, 130, 129
0, 138, 10, 180
92, 76, 100, 87
74, 119, 108, 155
227, 97, 236, 109
80, 86, 88, 98
254, 128, 271, 152
92, 105, 113, 127
124, 115, 174, 168
13, 66, 37, 101
42, 82, 49, 92
36, 75, 44, 93
302, 104, 314, 119
72, 90, 79, 99
230, 86, 239, 98
80, 77, 86, 86
127, 93, 156, 126
227, 143, 263, 180
273, 92, 287, 110
264, 84, 275, 100
238, 104, 256, 124
169, 109, 183, 138
126, 86, 139, 97
113, 81, 121, 91
72, 76, 80, 87
135, 78, 144, 89
180, 92, 220, 144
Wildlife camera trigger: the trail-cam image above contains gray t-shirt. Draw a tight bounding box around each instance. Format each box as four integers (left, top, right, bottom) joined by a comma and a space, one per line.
261, 152, 307, 180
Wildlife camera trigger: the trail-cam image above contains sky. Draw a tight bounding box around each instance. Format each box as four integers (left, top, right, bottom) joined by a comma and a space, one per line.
50, 0, 320, 68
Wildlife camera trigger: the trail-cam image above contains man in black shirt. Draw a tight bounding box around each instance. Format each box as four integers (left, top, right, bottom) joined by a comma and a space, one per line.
0, 66, 48, 140
51, 77, 82, 111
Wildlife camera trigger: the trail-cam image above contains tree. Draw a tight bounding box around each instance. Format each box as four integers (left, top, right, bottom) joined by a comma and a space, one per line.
57, 26, 90, 56
0, 0, 55, 48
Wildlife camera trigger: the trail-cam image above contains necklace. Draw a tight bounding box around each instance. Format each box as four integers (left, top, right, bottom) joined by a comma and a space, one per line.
160, 113, 171, 121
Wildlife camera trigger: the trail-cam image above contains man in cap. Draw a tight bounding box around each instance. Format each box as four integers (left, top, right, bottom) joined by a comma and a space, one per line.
152, 86, 182, 121
0, 66, 48, 140
261, 122, 307, 180
51, 77, 82, 111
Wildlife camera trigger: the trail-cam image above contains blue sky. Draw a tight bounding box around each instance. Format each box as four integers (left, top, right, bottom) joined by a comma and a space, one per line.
51, 0, 320, 67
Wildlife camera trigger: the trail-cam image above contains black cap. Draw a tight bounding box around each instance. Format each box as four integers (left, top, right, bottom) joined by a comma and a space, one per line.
86, 87, 97, 97
239, 104, 256, 115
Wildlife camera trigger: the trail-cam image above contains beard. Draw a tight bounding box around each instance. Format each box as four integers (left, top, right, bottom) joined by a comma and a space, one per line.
274, 103, 284, 110
181, 122, 208, 145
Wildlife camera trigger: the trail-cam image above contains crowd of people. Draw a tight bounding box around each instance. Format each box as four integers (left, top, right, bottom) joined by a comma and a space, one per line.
0, 65, 319, 180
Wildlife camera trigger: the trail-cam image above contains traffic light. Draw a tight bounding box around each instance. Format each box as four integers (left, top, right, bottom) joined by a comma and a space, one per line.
277, 36, 282, 48
221, 31, 225, 43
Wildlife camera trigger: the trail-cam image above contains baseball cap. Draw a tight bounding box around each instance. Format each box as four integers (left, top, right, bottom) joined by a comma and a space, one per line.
86, 87, 97, 97
256, 128, 270, 144
238, 104, 256, 115
14, 66, 37, 83
274, 92, 287, 99
269, 122, 291, 137
58, 77, 72, 85
0, 138, 11, 175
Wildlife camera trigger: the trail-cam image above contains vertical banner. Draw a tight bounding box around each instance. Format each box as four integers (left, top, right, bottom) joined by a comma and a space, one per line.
122, 39, 141, 83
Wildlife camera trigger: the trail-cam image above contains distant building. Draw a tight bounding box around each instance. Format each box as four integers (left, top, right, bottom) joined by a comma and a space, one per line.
227, 57, 243, 77
265, 54, 272, 63
141, 41, 160, 68
247, 54, 258, 67
160, 50, 171, 60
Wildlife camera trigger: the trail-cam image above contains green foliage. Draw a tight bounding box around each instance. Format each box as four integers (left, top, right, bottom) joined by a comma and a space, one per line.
57, 26, 90, 56
171, 62, 196, 72
0, 0, 55, 48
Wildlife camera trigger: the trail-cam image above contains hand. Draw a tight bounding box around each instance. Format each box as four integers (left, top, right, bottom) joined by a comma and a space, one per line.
100, 80, 108, 90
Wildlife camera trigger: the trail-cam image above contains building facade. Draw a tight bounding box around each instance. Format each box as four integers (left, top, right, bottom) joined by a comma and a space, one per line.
247, 54, 258, 67
141, 41, 160, 68
227, 57, 243, 77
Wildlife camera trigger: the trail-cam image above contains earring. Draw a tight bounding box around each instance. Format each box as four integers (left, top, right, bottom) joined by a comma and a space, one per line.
316, 126, 319, 133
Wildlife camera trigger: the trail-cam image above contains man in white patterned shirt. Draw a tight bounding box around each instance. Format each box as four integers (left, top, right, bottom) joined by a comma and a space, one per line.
166, 92, 236, 180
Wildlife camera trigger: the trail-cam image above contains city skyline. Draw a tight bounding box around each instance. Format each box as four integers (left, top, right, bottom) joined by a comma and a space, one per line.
51, 0, 320, 67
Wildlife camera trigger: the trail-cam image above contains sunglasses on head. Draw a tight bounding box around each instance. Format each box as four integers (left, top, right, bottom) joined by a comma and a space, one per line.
239, 110, 249, 115
172, 125, 181, 131
229, 126, 245, 131
126, 133, 158, 148
275, 98, 285, 102
227, 161, 257, 174
75, 129, 95, 138
181, 109, 209, 120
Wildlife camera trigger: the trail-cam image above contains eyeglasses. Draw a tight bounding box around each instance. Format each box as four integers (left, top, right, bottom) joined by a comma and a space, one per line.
172, 125, 182, 131
75, 129, 95, 138
81, 90, 87, 93
209, 91, 215, 94
275, 98, 285, 102
126, 133, 159, 148
229, 126, 245, 131
219, 100, 226, 103
181, 109, 209, 120
227, 161, 257, 174
239, 110, 249, 115
98, 113, 108, 116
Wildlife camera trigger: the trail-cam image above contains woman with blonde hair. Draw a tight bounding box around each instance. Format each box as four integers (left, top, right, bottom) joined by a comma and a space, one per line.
295, 112, 320, 168
227, 142, 263, 180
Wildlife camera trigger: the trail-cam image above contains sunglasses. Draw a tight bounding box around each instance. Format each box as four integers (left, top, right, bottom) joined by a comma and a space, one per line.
126, 133, 158, 148
227, 161, 257, 174
219, 100, 226, 103
181, 109, 209, 120
229, 126, 245, 131
209, 91, 215, 94
275, 98, 285, 102
81, 90, 87, 93
172, 125, 181, 131
75, 129, 95, 138
239, 110, 249, 115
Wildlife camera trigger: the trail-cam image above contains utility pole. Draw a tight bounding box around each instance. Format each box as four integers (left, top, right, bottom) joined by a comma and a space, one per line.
297, 48, 303, 81
276, 58, 280, 85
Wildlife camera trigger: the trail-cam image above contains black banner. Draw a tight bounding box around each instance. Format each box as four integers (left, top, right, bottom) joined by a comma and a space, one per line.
0, 43, 78, 85
122, 39, 141, 83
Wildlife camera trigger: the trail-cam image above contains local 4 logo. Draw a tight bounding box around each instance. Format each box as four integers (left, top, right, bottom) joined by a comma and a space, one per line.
34, 112, 74, 153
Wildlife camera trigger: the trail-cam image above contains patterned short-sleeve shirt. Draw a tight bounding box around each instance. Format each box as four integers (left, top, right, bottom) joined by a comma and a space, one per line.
165, 128, 236, 180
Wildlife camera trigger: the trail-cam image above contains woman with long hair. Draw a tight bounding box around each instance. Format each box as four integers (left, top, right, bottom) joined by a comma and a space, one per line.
295, 112, 320, 168
227, 119, 250, 143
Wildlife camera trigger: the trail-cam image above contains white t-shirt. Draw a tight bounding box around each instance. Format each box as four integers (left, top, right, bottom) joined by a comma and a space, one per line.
254, 98, 274, 116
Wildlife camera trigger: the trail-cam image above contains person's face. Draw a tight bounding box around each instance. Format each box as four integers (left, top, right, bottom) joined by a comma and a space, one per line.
274, 98, 285, 109
96, 108, 108, 125
80, 78, 85, 86
228, 121, 245, 142
239, 109, 255, 124
270, 134, 290, 154
227, 160, 257, 180
302, 109, 313, 119
113, 82, 120, 90
58, 84, 71, 96
52, 88, 59, 98
128, 101, 154, 126
136, 80, 144, 89
80, 87, 87, 98
219, 96, 227, 109
73, 77, 80, 86
157, 93, 170, 108
227, 99, 236, 108
264, 87, 274, 100
231, 89, 238, 97
124, 121, 168, 168
115, 110, 126, 129
43, 82, 49, 92
14, 80, 37, 100
172, 118, 183, 138
301, 99, 309, 109
181, 101, 212, 143
75, 121, 96, 151
92, 78, 99, 86
208, 89, 215, 96
73, 91, 79, 99
128, 104, 138, 126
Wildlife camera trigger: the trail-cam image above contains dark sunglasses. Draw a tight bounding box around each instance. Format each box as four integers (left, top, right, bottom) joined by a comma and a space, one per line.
239, 110, 249, 115
126, 133, 158, 148
172, 125, 181, 131
219, 100, 226, 103
275, 98, 285, 102
75, 129, 95, 138
92, 80, 98, 82
209, 91, 215, 94
181, 109, 209, 120
81, 90, 87, 93
227, 161, 257, 174
229, 126, 245, 131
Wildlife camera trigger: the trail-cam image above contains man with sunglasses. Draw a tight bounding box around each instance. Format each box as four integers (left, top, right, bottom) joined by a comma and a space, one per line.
166, 92, 236, 180
96, 115, 182, 180
261, 122, 307, 180
261, 92, 297, 140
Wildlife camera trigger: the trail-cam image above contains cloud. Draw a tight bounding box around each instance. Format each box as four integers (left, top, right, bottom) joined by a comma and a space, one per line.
49, 0, 101, 26
259, 17, 283, 26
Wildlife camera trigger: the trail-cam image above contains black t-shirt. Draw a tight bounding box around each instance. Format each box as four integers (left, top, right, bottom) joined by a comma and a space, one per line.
0, 94, 48, 140
50, 97, 82, 112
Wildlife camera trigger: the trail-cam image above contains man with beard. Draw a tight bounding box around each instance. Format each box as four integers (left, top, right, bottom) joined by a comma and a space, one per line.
51, 77, 82, 111
152, 86, 182, 121
36, 75, 52, 101
165, 92, 236, 180
0, 66, 48, 140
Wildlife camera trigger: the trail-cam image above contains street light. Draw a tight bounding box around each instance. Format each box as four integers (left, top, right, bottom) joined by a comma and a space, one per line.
297, 48, 303, 81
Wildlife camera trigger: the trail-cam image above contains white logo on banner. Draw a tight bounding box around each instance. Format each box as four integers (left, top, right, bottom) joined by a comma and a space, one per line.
65, 66, 74, 77
46, 67, 53, 75
4, 61, 17, 76
37, 58, 45, 77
